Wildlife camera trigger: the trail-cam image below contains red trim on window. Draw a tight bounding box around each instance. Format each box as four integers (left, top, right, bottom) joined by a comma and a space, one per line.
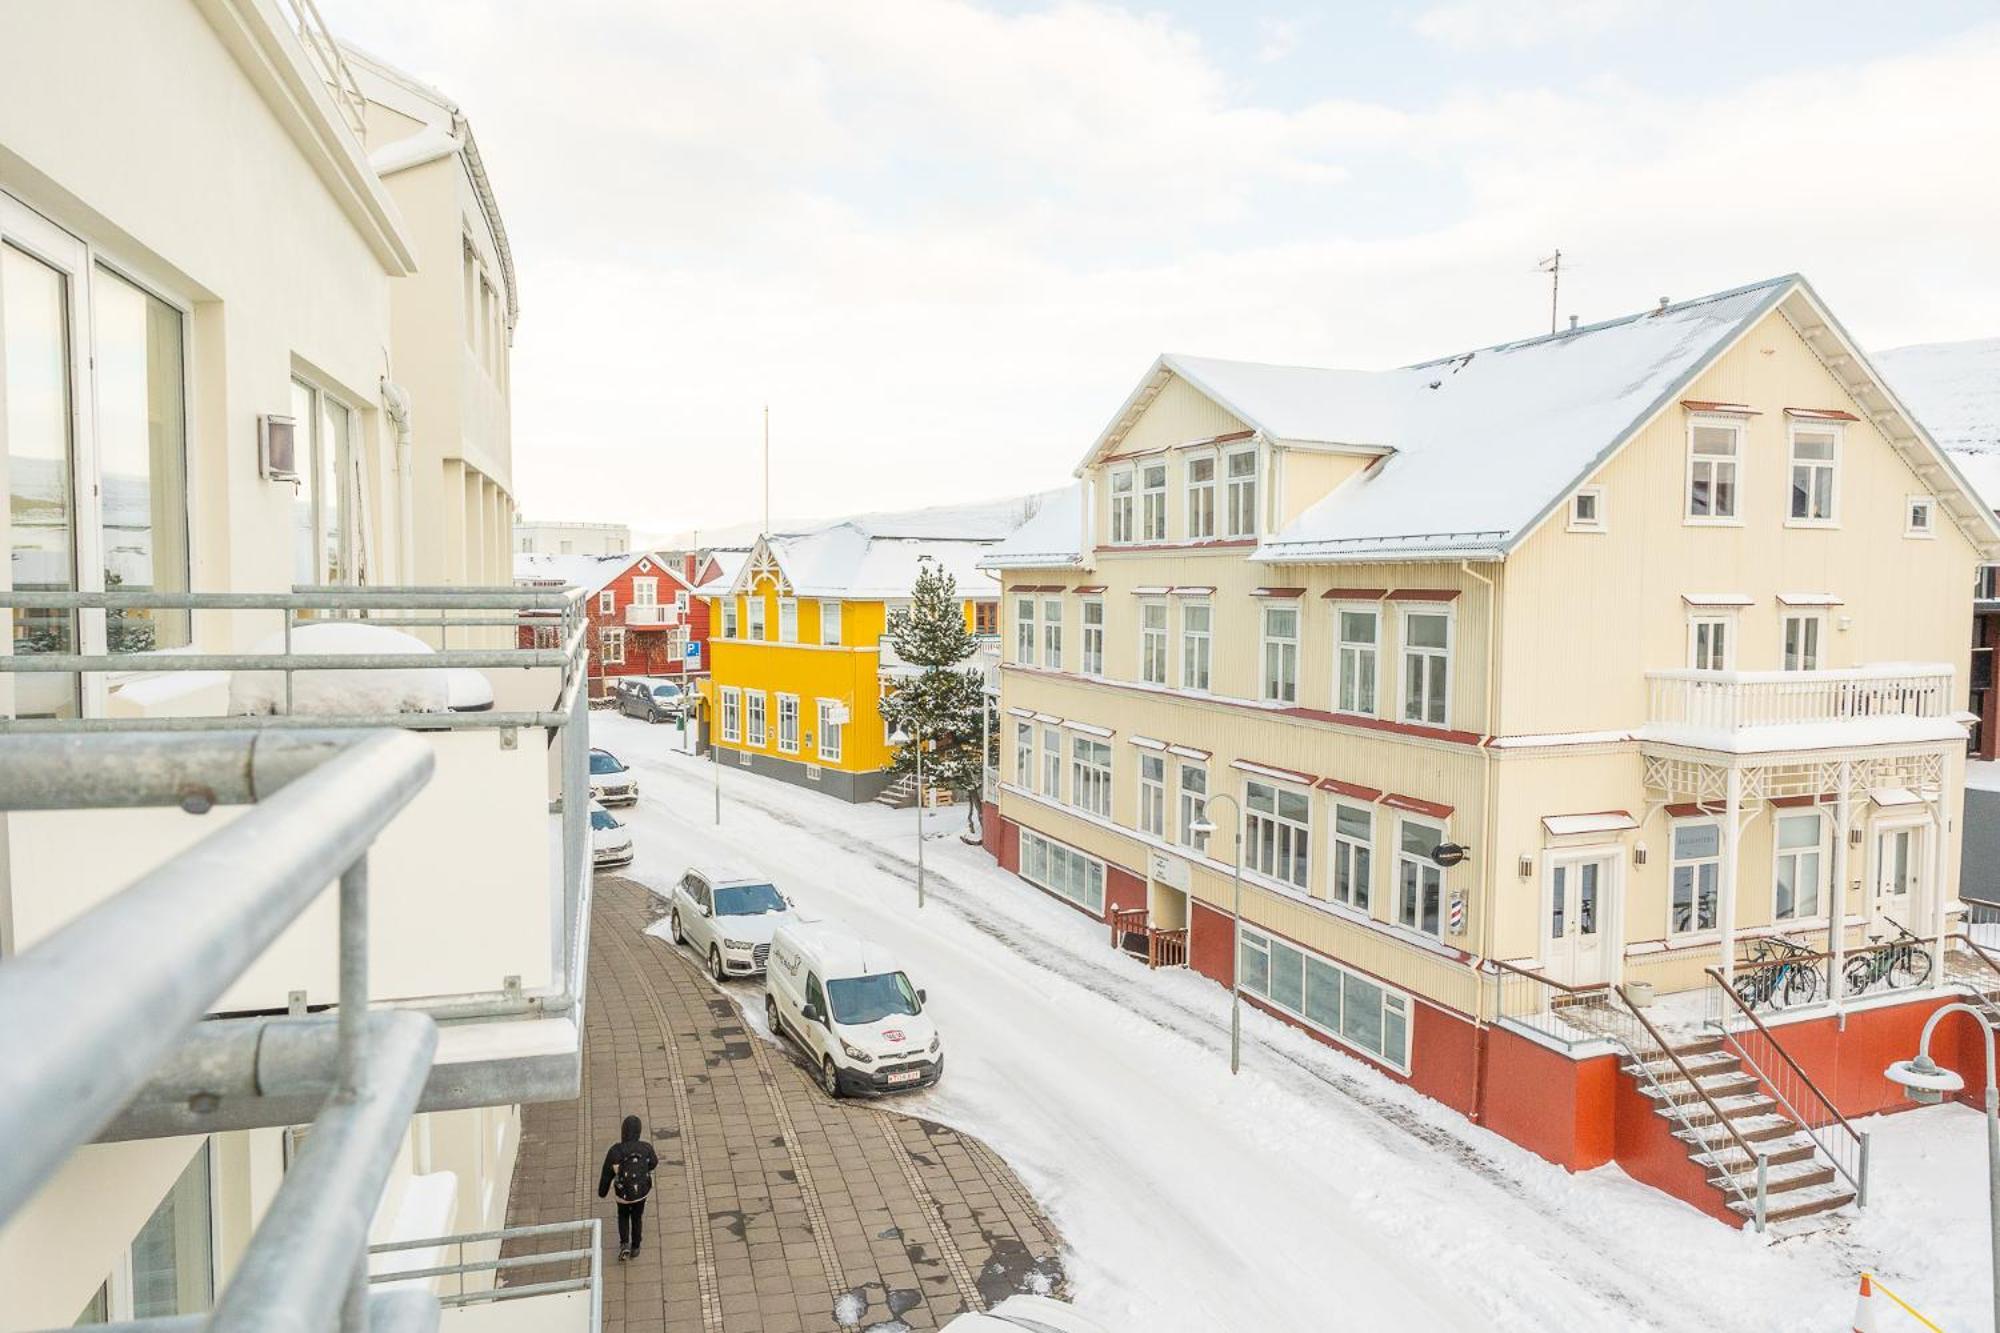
1681, 399, 1761, 416
1768, 794, 1832, 808
1318, 777, 1384, 802
1387, 588, 1461, 602
1250, 586, 1307, 599
1381, 792, 1454, 819
1665, 802, 1723, 818
1170, 585, 1217, 596
1229, 758, 1318, 786
1784, 407, 1859, 422
1074, 585, 1107, 594
1321, 587, 1388, 600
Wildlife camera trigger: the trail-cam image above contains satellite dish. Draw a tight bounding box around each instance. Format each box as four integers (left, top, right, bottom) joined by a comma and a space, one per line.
1429, 842, 1469, 869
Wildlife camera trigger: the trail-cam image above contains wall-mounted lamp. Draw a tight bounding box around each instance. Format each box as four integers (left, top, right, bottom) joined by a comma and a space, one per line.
1517, 854, 1533, 880
1850, 827, 1865, 848
1633, 841, 1649, 866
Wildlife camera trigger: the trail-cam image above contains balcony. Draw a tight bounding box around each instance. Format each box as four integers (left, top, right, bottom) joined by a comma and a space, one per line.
370, 1219, 601, 1330
624, 603, 681, 629
878, 633, 1001, 685
1642, 663, 1961, 754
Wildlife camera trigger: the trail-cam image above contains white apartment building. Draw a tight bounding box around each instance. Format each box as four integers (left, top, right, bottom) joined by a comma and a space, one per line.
515, 519, 632, 557
0, 4, 589, 1327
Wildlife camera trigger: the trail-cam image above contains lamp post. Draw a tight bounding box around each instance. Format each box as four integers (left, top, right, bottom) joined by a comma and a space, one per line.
1189, 793, 1245, 1075
1884, 1002, 1999, 1332
890, 722, 925, 909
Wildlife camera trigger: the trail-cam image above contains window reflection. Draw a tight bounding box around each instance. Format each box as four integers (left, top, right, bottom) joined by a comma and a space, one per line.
94, 265, 189, 650
2, 241, 79, 718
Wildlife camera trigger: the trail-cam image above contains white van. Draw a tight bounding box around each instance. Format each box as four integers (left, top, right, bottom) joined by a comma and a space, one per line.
764, 922, 942, 1098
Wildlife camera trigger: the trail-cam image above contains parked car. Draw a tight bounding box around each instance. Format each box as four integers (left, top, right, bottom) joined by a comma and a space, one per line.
942, 1296, 1106, 1333
590, 801, 633, 870
617, 677, 687, 723
668, 866, 795, 983
765, 921, 941, 1098
588, 747, 637, 806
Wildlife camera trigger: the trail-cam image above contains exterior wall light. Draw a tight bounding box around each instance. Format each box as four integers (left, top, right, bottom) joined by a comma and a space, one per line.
1633, 841, 1649, 866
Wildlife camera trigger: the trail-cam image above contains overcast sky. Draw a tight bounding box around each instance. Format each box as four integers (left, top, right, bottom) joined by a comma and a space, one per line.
327, 0, 2000, 542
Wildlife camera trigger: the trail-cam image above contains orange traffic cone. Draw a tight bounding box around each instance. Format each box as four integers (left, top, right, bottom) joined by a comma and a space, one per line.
1851, 1274, 1879, 1333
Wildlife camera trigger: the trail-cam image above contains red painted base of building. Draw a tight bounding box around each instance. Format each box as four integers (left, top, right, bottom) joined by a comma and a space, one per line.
983, 811, 1981, 1225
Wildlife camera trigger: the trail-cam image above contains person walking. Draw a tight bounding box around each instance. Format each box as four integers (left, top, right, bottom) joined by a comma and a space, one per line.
597, 1114, 658, 1260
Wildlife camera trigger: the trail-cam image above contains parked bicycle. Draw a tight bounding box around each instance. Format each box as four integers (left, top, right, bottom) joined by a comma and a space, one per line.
1731, 934, 1822, 1011
1841, 921, 1933, 998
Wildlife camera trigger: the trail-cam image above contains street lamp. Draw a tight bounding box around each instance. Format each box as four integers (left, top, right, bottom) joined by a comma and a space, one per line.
889, 721, 925, 909
1189, 793, 1245, 1075
1883, 1002, 1998, 1333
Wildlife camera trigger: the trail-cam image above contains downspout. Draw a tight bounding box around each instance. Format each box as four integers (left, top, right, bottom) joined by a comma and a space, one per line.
381, 378, 416, 585
1461, 558, 1501, 1123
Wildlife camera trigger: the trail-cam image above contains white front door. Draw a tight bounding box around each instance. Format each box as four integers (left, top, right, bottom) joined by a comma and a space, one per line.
1545, 853, 1615, 987
1869, 822, 1926, 933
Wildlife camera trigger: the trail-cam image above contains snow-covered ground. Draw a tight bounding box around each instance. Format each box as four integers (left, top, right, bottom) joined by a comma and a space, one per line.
593, 711, 1993, 1331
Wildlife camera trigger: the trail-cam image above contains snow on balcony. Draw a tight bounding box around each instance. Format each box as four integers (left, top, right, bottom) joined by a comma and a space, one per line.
1642, 663, 1964, 753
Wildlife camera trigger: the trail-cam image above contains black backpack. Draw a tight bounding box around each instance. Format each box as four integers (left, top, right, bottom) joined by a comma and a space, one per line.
610, 1142, 654, 1202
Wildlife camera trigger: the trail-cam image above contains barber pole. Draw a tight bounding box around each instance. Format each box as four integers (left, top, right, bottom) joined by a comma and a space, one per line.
1448, 892, 1466, 936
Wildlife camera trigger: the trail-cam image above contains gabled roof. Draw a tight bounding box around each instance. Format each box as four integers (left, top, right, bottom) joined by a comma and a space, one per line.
980, 484, 1087, 571
726, 525, 1002, 601
512, 550, 699, 597
1876, 338, 2000, 509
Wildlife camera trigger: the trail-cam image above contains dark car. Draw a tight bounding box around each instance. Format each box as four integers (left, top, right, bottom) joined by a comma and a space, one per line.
617, 678, 686, 724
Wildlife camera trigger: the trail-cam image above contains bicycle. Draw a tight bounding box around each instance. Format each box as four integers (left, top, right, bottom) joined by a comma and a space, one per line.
1842, 921, 1933, 998
1731, 934, 1822, 1011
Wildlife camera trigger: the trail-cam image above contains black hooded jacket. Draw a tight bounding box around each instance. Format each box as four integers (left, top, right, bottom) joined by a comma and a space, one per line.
598, 1115, 658, 1203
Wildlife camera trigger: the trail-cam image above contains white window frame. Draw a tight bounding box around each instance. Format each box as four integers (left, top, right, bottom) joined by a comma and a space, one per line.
1907, 495, 1937, 538
1040, 724, 1062, 800
776, 692, 800, 754
1330, 801, 1373, 911
1335, 603, 1378, 717
1224, 445, 1258, 539
1179, 599, 1212, 692
1669, 818, 1722, 936
1688, 612, 1736, 671
1185, 451, 1217, 540
778, 596, 798, 643
630, 577, 658, 607
675, 589, 690, 614
1261, 601, 1299, 704
745, 690, 767, 747
598, 590, 615, 615
1070, 735, 1112, 818
1139, 599, 1168, 686
1080, 597, 1105, 676
720, 598, 738, 639
1177, 761, 1208, 852
820, 599, 843, 645
1567, 486, 1606, 533
720, 687, 741, 742
1138, 752, 1166, 837
1786, 422, 1840, 526
1013, 721, 1033, 786
1781, 611, 1823, 672
1244, 779, 1311, 890
1398, 606, 1452, 727
1018, 829, 1106, 914
599, 626, 625, 665
1139, 460, 1168, 542
745, 595, 766, 641
1042, 597, 1064, 670
1235, 928, 1411, 1072
1395, 815, 1445, 938
1773, 809, 1825, 923
1685, 417, 1743, 524
1014, 595, 1037, 666
1108, 466, 1136, 544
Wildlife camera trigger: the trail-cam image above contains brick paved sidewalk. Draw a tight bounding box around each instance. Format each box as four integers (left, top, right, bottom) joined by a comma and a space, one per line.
505, 876, 1066, 1332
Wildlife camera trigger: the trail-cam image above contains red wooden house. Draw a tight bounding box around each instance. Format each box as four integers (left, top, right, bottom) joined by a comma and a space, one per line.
515, 550, 719, 700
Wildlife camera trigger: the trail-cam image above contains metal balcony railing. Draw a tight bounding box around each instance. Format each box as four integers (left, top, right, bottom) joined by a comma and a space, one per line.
280, 0, 370, 140
0, 587, 598, 1327
1645, 663, 1955, 736
370, 1220, 602, 1329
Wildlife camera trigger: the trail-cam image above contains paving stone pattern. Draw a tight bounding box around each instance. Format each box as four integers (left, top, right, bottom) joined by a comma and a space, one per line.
504, 876, 1066, 1332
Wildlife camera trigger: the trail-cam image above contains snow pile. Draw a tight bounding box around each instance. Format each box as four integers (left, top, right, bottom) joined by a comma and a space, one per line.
980, 483, 1085, 570
228, 622, 491, 716
1876, 338, 2000, 454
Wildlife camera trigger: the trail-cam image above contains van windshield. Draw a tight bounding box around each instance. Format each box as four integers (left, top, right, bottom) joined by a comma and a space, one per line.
713, 883, 786, 916
827, 972, 920, 1025
590, 809, 620, 831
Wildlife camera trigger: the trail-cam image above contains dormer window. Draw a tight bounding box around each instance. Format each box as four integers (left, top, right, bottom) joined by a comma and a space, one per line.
1686, 420, 1741, 522
1568, 487, 1605, 533
1225, 446, 1258, 538
1109, 468, 1135, 544
1140, 462, 1168, 542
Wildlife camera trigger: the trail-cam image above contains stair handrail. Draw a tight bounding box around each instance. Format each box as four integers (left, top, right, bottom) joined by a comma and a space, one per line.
1614, 985, 1768, 1229
1705, 965, 1868, 1204
1953, 929, 2000, 980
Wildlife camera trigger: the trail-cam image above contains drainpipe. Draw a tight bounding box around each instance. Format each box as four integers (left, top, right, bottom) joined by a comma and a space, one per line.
381, 378, 416, 585
1461, 558, 1501, 1123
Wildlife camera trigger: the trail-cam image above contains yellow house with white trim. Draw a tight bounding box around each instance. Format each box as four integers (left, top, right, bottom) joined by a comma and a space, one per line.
703, 518, 1003, 802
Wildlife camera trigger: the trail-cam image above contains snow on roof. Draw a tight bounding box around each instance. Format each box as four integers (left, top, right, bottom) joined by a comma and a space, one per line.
1876, 338, 2000, 508
1253, 278, 1795, 561
699, 548, 751, 587
839, 491, 1060, 541
513, 551, 643, 596
752, 523, 1002, 600
981, 483, 1086, 570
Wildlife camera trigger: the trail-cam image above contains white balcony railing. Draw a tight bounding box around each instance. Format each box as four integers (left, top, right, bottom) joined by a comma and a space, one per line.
1645, 663, 1956, 736
280, 0, 370, 140
625, 603, 680, 628
878, 633, 1001, 681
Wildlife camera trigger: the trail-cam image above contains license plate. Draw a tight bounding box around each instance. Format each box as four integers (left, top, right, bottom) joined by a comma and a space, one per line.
884, 1069, 922, 1086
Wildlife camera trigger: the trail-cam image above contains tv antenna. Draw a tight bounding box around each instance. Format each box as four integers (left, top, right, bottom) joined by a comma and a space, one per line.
1537, 249, 1563, 334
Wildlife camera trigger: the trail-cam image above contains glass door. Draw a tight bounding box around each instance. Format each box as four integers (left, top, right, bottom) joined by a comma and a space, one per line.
1546, 853, 1613, 987
1870, 823, 1924, 932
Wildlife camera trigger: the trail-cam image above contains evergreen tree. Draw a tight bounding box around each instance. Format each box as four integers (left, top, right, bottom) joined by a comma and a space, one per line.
880, 559, 992, 836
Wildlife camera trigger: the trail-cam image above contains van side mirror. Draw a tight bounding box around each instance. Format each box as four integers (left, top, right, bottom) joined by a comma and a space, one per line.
801, 1002, 822, 1025
917, 989, 927, 1005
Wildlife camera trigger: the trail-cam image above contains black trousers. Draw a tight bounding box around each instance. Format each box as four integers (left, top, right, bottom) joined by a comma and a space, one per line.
616, 1198, 647, 1251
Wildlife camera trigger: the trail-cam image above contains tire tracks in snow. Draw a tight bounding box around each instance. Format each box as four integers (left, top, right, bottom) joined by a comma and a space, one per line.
626, 745, 1725, 1330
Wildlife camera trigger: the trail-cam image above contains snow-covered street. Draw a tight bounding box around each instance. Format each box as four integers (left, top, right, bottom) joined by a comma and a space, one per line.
594, 710, 1992, 1331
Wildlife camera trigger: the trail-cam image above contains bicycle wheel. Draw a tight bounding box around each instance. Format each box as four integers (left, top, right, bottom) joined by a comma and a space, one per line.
1841, 956, 1874, 999
1780, 964, 1821, 1008
1888, 946, 1932, 990
1732, 971, 1767, 1011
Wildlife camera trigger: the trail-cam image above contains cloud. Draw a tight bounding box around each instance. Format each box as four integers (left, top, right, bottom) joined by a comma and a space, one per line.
323, 1, 2000, 536
1412, 0, 1654, 50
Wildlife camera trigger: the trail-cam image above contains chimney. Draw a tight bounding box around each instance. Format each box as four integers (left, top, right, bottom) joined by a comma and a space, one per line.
1656, 296, 1670, 314
1568, 315, 1579, 332
682, 551, 697, 583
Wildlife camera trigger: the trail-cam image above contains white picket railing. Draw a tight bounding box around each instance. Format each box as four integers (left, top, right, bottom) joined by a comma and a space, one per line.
1646, 664, 1955, 733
